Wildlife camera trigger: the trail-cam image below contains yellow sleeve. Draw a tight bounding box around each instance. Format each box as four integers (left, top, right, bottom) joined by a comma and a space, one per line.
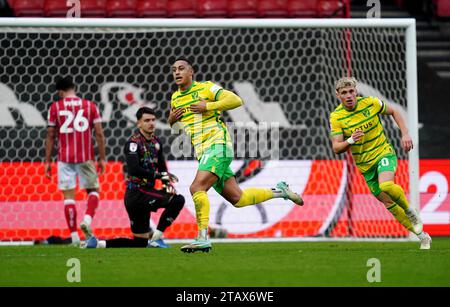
206, 89, 243, 111
329, 113, 343, 137
371, 96, 387, 114
204, 81, 223, 101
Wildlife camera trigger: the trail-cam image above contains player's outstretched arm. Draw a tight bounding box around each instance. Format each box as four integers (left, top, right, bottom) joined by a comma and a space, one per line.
331, 130, 364, 154
206, 90, 243, 111
384, 104, 413, 152
44, 127, 56, 179
190, 90, 243, 114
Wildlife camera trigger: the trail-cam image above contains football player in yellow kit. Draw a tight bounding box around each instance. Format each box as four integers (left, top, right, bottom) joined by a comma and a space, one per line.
169, 58, 304, 253
329, 77, 431, 249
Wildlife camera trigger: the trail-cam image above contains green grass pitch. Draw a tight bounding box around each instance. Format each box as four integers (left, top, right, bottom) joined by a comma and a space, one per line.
1, 238, 450, 287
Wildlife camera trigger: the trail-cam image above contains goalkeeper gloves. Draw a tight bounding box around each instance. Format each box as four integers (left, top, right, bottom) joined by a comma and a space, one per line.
154, 171, 179, 183
153, 172, 178, 195
163, 182, 177, 195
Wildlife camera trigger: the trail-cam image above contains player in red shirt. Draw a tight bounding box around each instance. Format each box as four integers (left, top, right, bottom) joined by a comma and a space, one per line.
44, 77, 106, 246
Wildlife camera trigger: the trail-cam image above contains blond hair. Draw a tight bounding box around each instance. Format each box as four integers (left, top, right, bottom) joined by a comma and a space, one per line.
334, 77, 357, 92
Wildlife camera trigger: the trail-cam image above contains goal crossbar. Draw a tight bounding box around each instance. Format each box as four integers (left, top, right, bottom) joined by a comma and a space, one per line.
0, 17, 415, 29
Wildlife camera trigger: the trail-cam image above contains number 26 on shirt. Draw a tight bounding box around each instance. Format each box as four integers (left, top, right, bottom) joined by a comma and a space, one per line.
59, 110, 89, 133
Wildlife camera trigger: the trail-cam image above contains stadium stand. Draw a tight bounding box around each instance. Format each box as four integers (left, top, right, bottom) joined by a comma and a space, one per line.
43, 0, 68, 16
40, 0, 107, 17
5, 0, 351, 18
135, 0, 167, 18
435, 0, 450, 17
228, 0, 258, 18
45, 0, 91, 17
78, 0, 106, 17
257, 0, 288, 18
317, 0, 344, 17
10, 0, 44, 17
196, 0, 228, 18
166, 0, 196, 18
287, 0, 318, 18
105, 0, 137, 18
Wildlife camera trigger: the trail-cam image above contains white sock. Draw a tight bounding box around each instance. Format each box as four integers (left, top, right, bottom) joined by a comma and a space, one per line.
271, 188, 284, 198
71, 232, 80, 242
405, 208, 414, 215
417, 232, 428, 240
199, 228, 208, 240
98, 240, 106, 248
64, 199, 76, 205
151, 230, 163, 241
83, 214, 92, 226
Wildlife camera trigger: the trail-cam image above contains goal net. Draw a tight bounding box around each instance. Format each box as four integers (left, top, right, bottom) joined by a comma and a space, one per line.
0, 18, 418, 242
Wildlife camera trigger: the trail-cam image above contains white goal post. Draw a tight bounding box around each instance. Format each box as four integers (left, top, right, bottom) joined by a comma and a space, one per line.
0, 18, 419, 242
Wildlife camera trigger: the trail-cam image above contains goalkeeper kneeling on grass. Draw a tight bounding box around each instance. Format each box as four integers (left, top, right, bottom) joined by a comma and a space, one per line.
329, 77, 431, 249
84, 107, 184, 249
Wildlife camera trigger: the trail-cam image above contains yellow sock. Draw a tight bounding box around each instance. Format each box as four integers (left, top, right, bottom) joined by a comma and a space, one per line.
379, 181, 410, 211
387, 203, 415, 233
234, 188, 274, 208
192, 191, 210, 231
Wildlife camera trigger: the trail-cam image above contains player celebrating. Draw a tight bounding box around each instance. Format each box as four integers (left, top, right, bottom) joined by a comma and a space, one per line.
85, 107, 185, 248
45, 77, 106, 246
169, 58, 304, 253
329, 77, 431, 249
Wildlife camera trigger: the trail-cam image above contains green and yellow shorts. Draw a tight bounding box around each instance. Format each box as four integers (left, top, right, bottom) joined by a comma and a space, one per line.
363, 153, 398, 196
198, 144, 235, 194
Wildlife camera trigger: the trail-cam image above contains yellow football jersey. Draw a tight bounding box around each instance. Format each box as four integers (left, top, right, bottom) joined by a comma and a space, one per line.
329, 96, 395, 173
171, 81, 232, 158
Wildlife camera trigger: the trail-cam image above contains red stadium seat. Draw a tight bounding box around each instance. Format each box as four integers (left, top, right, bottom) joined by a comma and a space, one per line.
44, 0, 73, 17
228, 0, 257, 18
317, 0, 344, 17
435, 0, 450, 17
167, 0, 196, 18
287, 0, 317, 17
136, 0, 167, 18
197, 0, 228, 18
12, 0, 44, 17
257, 0, 288, 18
80, 0, 106, 17
44, 0, 105, 17
106, 0, 137, 18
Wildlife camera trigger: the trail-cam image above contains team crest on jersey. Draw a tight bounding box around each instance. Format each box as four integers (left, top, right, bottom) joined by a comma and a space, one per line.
363, 109, 370, 117
191, 91, 199, 100
129, 142, 138, 152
